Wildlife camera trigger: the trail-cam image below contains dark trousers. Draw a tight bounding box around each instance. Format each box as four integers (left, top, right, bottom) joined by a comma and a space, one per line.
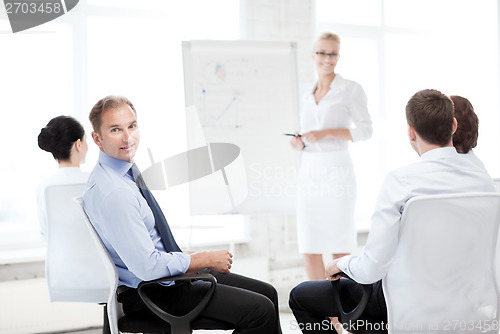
289, 279, 387, 333
118, 270, 282, 334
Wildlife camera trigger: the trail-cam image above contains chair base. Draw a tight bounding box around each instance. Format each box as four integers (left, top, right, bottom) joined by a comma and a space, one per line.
343, 317, 387, 334
108, 313, 234, 334
118, 316, 172, 333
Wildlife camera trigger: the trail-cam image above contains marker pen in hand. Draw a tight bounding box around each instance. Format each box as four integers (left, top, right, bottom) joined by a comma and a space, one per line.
285, 133, 306, 149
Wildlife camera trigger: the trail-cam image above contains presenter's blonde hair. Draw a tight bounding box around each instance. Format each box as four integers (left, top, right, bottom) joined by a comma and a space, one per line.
313, 32, 341, 50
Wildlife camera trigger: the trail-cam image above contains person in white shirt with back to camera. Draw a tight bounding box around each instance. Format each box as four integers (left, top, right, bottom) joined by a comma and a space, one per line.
289, 89, 495, 333
37, 115, 89, 241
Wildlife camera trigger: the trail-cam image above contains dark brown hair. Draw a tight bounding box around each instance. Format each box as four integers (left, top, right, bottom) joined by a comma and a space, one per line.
450, 95, 478, 154
89, 95, 136, 134
405, 89, 455, 146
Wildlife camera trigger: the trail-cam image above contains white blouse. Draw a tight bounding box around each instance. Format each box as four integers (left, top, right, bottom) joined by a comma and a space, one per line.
300, 74, 373, 152
36, 167, 89, 241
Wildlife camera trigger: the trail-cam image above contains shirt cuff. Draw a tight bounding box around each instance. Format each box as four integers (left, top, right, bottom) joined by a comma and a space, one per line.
337, 255, 353, 277
173, 251, 191, 275
349, 128, 363, 142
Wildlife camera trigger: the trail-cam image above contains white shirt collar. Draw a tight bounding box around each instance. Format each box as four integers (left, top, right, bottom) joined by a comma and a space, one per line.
420, 146, 458, 161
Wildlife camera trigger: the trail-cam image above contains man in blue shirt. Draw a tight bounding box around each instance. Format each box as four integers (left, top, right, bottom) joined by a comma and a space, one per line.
83, 95, 281, 334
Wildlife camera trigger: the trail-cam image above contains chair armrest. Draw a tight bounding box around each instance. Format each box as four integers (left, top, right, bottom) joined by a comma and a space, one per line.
331, 273, 372, 325
137, 273, 216, 333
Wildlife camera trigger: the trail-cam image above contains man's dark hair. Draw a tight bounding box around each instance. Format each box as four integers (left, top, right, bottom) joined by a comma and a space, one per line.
405, 89, 454, 146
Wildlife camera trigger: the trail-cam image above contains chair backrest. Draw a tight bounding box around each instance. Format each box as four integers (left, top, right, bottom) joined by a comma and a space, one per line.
73, 197, 123, 334
493, 178, 500, 193
45, 184, 109, 302
383, 193, 500, 334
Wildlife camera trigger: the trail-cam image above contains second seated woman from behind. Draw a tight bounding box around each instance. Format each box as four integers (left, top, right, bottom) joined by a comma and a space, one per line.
450, 95, 486, 170
290, 32, 373, 280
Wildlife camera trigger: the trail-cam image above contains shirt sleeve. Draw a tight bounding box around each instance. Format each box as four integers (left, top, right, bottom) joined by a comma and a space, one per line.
337, 172, 406, 284
87, 186, 190, 282
347, 83, 373, 142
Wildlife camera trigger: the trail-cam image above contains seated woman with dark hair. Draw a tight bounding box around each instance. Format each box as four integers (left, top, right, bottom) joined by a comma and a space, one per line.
450, 95, 486, 170
36, 115, 89, 240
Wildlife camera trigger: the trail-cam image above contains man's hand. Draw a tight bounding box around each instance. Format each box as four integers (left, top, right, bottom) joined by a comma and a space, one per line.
325, 258, 343, 281
208, 250, 233, 274
187, 250, 233, 275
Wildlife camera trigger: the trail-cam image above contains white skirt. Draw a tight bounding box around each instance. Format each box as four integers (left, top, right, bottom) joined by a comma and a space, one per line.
296, 150, 357, 254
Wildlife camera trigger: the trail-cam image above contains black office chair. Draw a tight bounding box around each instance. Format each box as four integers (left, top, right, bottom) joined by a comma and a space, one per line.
331, 273, 386, 334
104, 274, 233, 334
73, 197, 233, 334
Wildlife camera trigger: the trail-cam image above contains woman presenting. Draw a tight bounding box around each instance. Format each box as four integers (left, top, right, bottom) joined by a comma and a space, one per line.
290, 32, 372, 280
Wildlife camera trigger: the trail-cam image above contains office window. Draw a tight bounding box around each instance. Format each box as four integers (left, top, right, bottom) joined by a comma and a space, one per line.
316, 0, 382, 27
317, 0, 500, 225
0, 21, 74, 248
85, 0, 241, 234
0, 0, 242, 251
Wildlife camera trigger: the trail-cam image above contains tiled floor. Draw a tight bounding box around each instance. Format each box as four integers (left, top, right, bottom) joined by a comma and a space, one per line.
56, 311, 301, 334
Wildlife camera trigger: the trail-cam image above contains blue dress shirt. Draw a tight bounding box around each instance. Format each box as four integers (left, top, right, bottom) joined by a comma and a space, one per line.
83, 151, 190, 288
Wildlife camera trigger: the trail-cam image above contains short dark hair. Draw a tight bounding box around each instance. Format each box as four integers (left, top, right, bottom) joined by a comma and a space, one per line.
89, 95, 136, 134
405, 89, 455, 146
450, 95, 478, 154
38, 116, 85, 161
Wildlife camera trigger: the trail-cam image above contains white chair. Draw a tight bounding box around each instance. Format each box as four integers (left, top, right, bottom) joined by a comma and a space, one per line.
383, 192, 500, 334
45, 184, 109, 303
72, 196, 122, 334
493, 178, 500, 192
